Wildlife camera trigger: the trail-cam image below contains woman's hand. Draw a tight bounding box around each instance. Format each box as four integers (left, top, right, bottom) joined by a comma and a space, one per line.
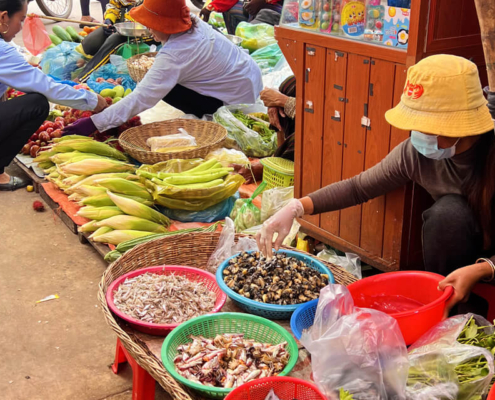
268, 107, 282, 131
94, 94, 109, 113
62, 117, 97, 137
103, 19, 116, 36
260, 88, 288, 108
199, 8, 212, 22
438, 262, 493, 318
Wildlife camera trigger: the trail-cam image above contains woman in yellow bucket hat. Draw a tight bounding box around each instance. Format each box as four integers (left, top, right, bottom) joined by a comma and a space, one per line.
258, 54, 495, 316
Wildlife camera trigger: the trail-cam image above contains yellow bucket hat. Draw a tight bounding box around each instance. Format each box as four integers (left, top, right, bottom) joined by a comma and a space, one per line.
385, 55, 493, 137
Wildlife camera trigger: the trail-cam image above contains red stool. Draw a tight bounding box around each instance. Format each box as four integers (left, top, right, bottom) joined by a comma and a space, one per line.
112, 338, 156, 400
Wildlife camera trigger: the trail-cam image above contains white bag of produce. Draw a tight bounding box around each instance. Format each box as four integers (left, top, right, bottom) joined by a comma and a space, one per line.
301, 284, 409, 400
146, 129, 197, 152
261, 186, 294, 222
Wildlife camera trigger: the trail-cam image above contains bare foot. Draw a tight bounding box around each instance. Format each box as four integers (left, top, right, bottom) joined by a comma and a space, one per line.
0, 172, 11, 184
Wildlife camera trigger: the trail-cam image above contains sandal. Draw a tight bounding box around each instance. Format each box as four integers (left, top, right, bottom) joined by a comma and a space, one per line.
79, 17, 100, 29
0, 176, 30, 191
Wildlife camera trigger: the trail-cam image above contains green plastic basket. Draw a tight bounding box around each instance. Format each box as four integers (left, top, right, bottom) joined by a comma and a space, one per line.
161, 313, 299, 399
260, 158, 294, 190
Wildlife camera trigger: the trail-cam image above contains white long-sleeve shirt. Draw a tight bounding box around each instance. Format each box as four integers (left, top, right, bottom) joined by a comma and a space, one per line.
92, 17, 263, 132
0, 38, 97, 110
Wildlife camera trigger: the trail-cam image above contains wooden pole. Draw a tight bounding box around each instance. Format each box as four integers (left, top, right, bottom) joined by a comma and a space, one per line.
474, 0, 495, 90
29, 14, 107, 27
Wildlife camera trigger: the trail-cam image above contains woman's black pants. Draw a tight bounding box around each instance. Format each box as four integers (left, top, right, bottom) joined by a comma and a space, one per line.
0, 94, 49, 174
423, 194, 489, 315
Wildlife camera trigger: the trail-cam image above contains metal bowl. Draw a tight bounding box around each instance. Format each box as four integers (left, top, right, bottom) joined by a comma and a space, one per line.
225, 34, 244, 46
114, 22, 150, 37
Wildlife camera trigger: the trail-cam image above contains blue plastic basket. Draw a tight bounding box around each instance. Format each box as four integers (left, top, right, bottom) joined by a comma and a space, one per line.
216, 250, 334, 320
290, 298, 318, 339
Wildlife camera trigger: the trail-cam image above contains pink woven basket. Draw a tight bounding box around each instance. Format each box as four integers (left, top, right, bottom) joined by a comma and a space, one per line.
106, 265, 227, 335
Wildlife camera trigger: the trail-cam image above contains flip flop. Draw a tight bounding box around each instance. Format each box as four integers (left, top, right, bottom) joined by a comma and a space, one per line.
80, 17, 100, 29
0, 176, 30, 191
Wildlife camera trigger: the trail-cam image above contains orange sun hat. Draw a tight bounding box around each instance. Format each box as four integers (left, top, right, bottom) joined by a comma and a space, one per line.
129, 0, 192, 35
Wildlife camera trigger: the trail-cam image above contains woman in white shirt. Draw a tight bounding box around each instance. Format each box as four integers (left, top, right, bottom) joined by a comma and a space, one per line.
0, 0, 107, 191
64, 0, 263, 136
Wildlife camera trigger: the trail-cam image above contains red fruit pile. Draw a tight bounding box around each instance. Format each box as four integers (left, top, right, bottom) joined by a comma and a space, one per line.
21, 118, 66, 158
7, 88, 25, 99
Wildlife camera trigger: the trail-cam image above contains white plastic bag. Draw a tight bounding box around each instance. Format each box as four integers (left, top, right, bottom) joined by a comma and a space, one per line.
262, 57, 294, 89
206, 148, 250, 168
261, 186, 294, 222
301, 285, 409, 400
317, 249, 362, 280
146, 129, 197, 152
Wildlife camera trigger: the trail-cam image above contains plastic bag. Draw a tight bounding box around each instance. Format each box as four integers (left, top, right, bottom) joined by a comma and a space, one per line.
262, 57, 294, 90
206, 217, 258, 273
22, 16, 52, 56
242, 219, 301, 247
209, 12, 226, 29
232, 182, 266, 232
110, 54, 130, 74
40, 42, 83, 80
301, 284, 409, 400
317, 249, 362, 279
261, 186, 294, 222
158, 193, 238, 223
86, 64, 136, 92
146, 129, 197, 152
205, 148, 250, 168
251, 43, 284, 74
213, 104, 277, 157
406, 314, 494, 400
235, 22, 277, 53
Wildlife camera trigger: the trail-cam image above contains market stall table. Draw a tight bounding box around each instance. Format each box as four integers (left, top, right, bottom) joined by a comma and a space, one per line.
98, 232, 358, 400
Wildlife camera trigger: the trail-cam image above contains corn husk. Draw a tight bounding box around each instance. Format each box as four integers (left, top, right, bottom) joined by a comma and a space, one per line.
94, 178, 152, 200
43, 166, 57, 174
95, 215, 167, 233
89, 226, 113, 239
52, 135, 93, 143
62, 175, 87, 187
92, 230, 155, 245
78, 185, 107, 197
50, 152, 114, 165
51, 140, 127, 161
106, 191, 170, 226
78, 220, 100, 233
76, 206, 123, 221
65, 173, 134, 195
60, 159, 135, 175
80, 193, 153, 207
68, 193, 84, 202
38, 161, 55, 170
34, 150, 58, 163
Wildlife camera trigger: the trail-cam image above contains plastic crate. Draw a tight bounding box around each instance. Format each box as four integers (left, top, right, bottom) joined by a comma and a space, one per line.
260, 157, 294, 189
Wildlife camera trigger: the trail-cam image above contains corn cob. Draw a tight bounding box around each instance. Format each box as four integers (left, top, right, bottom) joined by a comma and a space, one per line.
68, 193, 85, 202
80, 193, 154, 207
52, 135, 93, 143
62, 175, 87, 187
50, 152, 114, 165
107, 191, 170, 226
89, 226, 113, 239
34, 150, 59, 163
94, 178, 152, 200
78, 185, 107, 197
92, 230, 156, 245
95, 215, 167, 233
60, 159, 135, 175
78, 220, 100, 233
65, 173, 134, 195
76, 206, 123, 220
52, 140, 128, 161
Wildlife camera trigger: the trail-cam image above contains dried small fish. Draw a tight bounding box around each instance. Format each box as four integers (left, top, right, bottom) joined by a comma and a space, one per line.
223, 252, 328, 305
113, 272, 216, 324
174, 333, 289, 388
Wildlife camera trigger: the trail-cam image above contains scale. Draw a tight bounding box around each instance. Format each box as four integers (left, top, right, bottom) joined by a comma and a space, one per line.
114, 22, 151, 59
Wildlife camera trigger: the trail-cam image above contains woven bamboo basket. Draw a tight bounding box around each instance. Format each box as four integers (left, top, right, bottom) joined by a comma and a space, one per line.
127, 52, 157, 83
119, 119, 228, 164
98, 231, 357, 400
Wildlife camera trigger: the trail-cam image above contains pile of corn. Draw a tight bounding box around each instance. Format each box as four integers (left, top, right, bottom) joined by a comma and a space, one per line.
34, 136, 171, 245
137, 158, 245, 211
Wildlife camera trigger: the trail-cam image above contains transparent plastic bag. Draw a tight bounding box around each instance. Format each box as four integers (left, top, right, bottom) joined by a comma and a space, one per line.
251, 43, 283, 74
146, 129, 197, 152
206, 218, 257, 273
110, 54, 130, 74
213, 104, 277, 157
86, 64, 136, 92
406, 314, 495, 400
232, 182, 266, 233
317, 249, 362, 279
22, 16, 52, 56
205, 148, 250, 168
262, 57, 294, 89
235, 22, 277, 53
261, 186, 294, 222
41, 42, 83, 80
301, 284, 409, 400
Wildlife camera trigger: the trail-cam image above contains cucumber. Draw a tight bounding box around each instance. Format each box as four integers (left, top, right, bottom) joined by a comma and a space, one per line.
66, 26, 81, 42
49, 34, 63, 46
46, 44, 55, 50
53, 25, 72, 42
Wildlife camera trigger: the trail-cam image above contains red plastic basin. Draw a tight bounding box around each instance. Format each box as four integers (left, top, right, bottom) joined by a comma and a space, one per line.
106, 265, 227, 336
488, 384, 495, 400
347, 271, 453, 345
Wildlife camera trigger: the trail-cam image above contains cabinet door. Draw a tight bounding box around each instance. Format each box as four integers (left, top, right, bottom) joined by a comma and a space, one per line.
339, 54, 370, 245
320, 50, 348, 236
360, 59, 396, 256
301, 45, 326, 227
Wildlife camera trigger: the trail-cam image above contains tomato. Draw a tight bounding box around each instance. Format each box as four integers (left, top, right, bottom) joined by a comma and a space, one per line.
46, 128, 54, 134
39, 132, 51, 143
44, 122, 55, 130
53, 121, 64, 130
55, 117, 65, 124
51, 129, 63, 139
30, 133, 39, 141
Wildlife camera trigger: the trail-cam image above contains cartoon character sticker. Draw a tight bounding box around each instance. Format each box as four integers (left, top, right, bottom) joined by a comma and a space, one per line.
383, 6, 410, 48
341, 1, 365, 38
299, 0, 317, 28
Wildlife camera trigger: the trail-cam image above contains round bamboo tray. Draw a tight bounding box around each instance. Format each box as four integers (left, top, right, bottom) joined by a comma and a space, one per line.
127, 52, 157, 83
119, 119, 227, 164
98, 232, 357, 400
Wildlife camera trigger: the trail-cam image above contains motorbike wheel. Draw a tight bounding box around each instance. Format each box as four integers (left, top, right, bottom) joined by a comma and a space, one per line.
190, 0, 206, 10
36, 0, 73, 19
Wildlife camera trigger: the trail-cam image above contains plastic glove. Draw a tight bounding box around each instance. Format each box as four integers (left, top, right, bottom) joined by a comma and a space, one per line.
62, 117, 97, 137
256, 198, 304, 258
199, 8, 212, 23
485, 86, 495, 121
104, 19, 116, 36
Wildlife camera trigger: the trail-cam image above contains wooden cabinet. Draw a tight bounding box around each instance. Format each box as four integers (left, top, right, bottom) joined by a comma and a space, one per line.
276, 0, 485, 272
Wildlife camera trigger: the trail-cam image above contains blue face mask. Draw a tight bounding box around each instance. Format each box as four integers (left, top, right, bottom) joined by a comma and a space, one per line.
410, 131, 460, 160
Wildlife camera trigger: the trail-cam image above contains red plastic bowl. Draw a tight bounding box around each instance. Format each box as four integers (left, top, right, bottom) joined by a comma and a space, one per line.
488, 384, 495, 400
225, 377, 326, 400
106, 265, 227, 335
347, 271, 453, 345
